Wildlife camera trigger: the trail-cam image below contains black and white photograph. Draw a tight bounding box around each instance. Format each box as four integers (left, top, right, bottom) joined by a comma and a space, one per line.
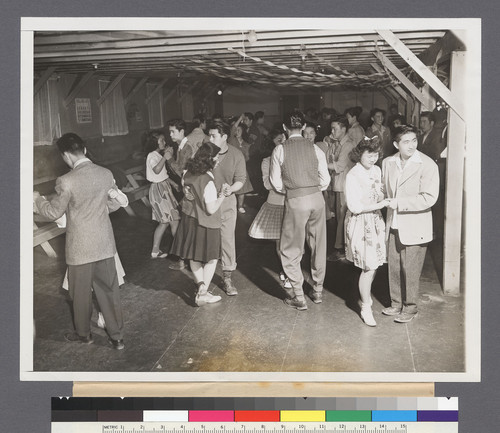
21, 17, 481, 381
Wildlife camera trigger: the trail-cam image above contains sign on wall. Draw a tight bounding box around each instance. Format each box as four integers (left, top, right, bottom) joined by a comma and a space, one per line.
75, 98, 92, 123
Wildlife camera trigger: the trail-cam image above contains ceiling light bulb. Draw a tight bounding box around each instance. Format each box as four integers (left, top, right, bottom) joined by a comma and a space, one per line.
247, 30, 258, 44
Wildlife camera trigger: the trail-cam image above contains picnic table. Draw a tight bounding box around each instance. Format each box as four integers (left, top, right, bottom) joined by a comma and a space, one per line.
110, 158, 151, 217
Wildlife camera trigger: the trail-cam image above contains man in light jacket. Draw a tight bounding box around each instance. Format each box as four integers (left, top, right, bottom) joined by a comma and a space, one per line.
33, 133, 125, 349
382, 125, 439, 323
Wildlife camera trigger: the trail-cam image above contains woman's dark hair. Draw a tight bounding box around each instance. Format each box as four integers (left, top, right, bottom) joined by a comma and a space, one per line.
304, 121, 318, 131
56, 133, 86, 155
142, 129, 165, 153
261, 128, 284, 158
349, 136, 383, 163
391, 114, 406, 126
186, 142, 221, 175
283, 109, 305, 130
236, 122, 248, 135
254, 111, 265, 120
344, 106, 363, 119
370, 107, 386, 119
393, 124, 418, 143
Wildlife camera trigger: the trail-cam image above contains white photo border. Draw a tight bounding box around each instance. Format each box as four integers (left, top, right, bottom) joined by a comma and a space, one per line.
21, 17, 481, 382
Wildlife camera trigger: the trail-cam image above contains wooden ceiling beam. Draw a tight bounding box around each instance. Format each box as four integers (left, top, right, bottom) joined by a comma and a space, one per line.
34, 35, 438, 59
96, 73, 126, 105
34, 32, 442, 54
376, 29, 464, 120
34, 29, 445, 48
374, 51, 430, 109
370, 63, 408, 101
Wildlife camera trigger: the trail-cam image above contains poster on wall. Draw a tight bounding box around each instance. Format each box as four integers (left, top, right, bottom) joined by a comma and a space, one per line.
75, 98, 92, 123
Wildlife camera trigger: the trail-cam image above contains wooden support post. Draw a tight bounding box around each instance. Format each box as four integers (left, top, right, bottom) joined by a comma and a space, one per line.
443, 51, 467, 296
145, 78, 168, 105
63, 71, 95, 107
34, 67, 56, 95
124, 76, 148, 104
97, 73, 126, 106
373, 52, 430, 109
376, 29, 464, 121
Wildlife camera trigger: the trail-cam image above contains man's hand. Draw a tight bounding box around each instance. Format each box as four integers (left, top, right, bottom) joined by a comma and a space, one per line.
387, 198, 398, 210
222, 183, 232, 197
183, 185, 195, 201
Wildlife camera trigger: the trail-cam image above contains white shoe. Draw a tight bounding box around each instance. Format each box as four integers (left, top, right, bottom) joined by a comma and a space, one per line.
361, 307, 377, 327
195, 291, 222, 306
151, 250, 168, 259
238, 207, 246, 214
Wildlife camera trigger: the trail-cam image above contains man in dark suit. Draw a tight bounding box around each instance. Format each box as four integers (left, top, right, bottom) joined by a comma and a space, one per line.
33, 133, 125, 349
418, 111, 445, 162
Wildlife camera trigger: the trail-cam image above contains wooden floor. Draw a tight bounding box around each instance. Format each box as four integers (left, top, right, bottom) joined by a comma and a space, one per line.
33, 197, 465, 373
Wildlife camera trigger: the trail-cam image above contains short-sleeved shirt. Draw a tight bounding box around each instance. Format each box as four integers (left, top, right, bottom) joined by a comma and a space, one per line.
146, 151, 168, 183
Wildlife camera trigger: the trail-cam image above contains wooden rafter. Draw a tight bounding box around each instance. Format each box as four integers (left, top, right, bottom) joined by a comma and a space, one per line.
376, 29, 464, 121
124, 76, 148, 104
145, 78, 168, 105
373, 51, 430, 109
63, 71, 95, 107
96, 73, 126, 106
370, 63, 407, 101
34, 67, 56, 95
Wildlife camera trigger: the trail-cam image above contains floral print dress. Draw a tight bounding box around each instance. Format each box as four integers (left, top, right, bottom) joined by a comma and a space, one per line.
344, 163, 387, 271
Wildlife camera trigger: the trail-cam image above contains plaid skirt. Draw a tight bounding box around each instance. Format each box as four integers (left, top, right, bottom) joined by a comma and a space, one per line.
248, 202, 284, 240
149, 180, 180, 223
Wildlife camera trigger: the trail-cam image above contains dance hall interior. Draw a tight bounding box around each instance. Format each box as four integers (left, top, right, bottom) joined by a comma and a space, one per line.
29, 25, 475, 376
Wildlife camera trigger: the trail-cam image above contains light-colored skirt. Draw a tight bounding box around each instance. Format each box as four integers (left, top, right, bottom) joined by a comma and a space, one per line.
149, 179, 180, 223
248, 202, 284, 240
345, 209, 386, 271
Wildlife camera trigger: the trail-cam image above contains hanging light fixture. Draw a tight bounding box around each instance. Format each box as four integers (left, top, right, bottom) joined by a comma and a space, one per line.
247, 30, 258, 45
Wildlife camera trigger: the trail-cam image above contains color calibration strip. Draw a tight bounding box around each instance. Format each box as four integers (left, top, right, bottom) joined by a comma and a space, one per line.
52, 398, 458, 423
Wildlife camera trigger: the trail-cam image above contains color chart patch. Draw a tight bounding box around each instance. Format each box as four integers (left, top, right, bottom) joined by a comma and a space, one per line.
51, 398, 458, 433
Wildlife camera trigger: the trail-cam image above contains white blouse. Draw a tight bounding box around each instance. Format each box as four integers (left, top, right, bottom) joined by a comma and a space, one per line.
146, 151, 169, 183
344, 163, 384, 214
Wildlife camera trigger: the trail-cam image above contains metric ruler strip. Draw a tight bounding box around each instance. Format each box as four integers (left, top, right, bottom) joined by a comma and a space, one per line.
51, 421, 458, 433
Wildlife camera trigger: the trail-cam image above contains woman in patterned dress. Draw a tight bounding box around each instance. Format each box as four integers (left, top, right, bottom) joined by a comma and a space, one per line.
344, 136, 390, 326
144, 130, 180, 258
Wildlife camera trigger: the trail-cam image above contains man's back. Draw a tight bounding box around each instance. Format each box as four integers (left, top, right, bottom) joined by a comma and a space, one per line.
39, 161, 117, 265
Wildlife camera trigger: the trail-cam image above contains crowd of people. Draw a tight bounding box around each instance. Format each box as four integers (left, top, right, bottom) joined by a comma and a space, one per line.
33, 103, 447, 350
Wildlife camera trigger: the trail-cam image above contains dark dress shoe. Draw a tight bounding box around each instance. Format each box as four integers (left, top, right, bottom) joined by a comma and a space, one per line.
284, 297, 308, 310
64, 332, 93, 344
310, 291, 323, 304
108, 337, 125, 350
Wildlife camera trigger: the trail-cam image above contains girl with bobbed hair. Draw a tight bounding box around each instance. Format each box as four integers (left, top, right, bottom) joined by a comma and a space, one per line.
344, 106, 365, 146
144, 129, 180, 259
344, 136, 390, 327
170, 142, 228, 306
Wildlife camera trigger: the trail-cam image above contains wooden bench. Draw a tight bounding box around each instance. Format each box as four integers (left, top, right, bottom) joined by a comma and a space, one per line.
112, 158, 151, 217
33, 220, 65, 258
